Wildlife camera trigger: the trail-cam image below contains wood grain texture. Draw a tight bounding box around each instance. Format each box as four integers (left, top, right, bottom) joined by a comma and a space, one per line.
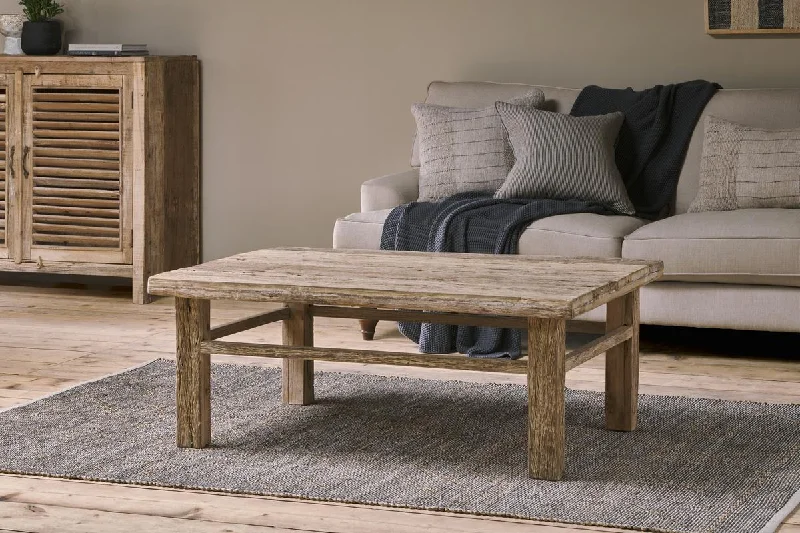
202, 340, 531, 374
11, 69, 22, 264
121, 73, 134, 265
210, 308, 291, 340
175, 297, 211, 448
131, 60, 149, 302
314, 305, 528, 329
0, 57, 200, 303
1, 74, 16, 263
527, 317, 566, 480
0, 259, 131, 277
282, 303, 314, 405
605, 290, 640, 432
148, 248, 663, 319
160, 248, 654, 480
162, 59, 201, 274
132, 57, 201, 304
133, 60, 165, 304
26, 74, 125, 266
565, 325, 632, 372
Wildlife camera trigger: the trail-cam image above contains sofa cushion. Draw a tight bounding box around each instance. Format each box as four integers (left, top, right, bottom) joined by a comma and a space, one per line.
413, 90, 545, 201
334, 209, 646, 258
495, 103, 634, 215
689, 116, 800, 212
518, 214, 646, 258
622, 209, 800, 287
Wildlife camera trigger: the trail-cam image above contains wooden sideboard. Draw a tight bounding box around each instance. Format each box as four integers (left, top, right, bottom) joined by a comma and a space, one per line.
0, 56, 200, 303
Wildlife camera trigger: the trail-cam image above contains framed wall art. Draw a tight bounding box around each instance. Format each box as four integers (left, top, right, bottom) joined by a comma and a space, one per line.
706, 0, 800, 34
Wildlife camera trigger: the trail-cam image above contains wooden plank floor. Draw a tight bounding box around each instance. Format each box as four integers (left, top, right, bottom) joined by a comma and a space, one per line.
0, 283, 798, 533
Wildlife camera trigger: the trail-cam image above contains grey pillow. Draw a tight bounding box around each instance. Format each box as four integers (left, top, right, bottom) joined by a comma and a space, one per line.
689, 116, 800, 212
413, 90, 545, 201
494, 102, 635, 216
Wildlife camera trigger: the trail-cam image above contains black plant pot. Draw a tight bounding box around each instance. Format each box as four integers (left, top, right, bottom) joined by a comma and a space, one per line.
21, 20, 62, 56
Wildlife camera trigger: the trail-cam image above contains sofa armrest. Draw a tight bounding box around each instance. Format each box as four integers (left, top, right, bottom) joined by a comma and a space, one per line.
361, 169, 419, 212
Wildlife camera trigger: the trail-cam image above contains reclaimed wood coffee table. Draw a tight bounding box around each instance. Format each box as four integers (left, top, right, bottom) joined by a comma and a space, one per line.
148, 248, 663, 481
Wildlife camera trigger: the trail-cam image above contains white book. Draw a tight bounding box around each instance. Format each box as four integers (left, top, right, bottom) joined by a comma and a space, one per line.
68, 44, 148, 52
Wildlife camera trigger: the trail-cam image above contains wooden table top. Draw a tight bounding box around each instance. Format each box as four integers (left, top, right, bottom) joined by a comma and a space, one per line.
148, 248, 663, 319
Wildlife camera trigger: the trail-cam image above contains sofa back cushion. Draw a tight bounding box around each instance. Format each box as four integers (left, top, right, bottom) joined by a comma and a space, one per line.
412, 82, 800, 214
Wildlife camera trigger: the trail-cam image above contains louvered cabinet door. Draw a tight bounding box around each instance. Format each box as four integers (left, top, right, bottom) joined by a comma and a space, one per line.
22, 75, 132, 264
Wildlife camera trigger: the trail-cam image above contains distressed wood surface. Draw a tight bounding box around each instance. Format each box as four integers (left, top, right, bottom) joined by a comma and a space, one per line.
132, 57, 201, 304
149, 248, 663, 319
203, 328, 630, 376
0, 286, 798, 532
314, 305, 528, 329
210, 307, 291, 340
0, 77, 10, 259
202, 340, 532, 374
605, 290, 640, 432
175, 297, 211, 448
0, 259, 131, 277
25, 74, 128, 266
0, 57, 200, 304
565, 325, 632, 372
11, 69, 22, 264
281, 303, 314, 405
527, 317, 566, 480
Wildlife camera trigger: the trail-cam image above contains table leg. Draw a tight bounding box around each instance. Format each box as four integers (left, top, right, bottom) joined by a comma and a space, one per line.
605, 289, 640, 431
282, 303, 314, 405
528, 317, 566, 480
175, 297, 211, 448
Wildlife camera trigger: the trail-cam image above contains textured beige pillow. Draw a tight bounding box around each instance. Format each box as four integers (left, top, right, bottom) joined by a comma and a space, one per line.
413, 90, 545, 201
689, 116, 800, 212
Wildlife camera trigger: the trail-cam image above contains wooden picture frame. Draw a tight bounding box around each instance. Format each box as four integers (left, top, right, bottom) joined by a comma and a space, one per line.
706, 0, 800, 34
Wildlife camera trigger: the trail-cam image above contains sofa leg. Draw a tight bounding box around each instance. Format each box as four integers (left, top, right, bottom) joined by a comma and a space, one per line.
359, 320, 379, 341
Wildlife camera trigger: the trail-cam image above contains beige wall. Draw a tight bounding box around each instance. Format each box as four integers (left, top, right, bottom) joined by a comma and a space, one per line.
2, 0, 799, 260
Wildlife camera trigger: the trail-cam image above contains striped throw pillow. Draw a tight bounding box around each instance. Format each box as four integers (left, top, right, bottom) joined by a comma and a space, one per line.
412, 90, 545, 201
494, 103, 635, 215
689, 116, 800, 212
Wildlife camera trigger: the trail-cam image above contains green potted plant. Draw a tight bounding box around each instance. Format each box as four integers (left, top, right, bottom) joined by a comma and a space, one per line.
19, 0, 64, 55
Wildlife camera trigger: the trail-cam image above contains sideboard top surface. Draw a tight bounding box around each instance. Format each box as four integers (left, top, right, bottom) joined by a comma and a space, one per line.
0, 55, 197, 62
0, 55, 198, 75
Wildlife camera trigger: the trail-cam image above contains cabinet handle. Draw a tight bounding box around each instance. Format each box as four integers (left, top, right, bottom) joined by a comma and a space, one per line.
22, 146, 29, 180
8, 145, 14, 181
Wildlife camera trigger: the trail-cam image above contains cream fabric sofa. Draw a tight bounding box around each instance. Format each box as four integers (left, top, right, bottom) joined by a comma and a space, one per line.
333, 82, 800, 333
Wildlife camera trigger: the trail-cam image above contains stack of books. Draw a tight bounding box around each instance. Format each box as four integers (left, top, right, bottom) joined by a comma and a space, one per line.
67, 44, 150, 57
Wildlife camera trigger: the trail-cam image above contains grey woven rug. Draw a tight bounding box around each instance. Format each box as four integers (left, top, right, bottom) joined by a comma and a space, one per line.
0, 360, 798, 533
